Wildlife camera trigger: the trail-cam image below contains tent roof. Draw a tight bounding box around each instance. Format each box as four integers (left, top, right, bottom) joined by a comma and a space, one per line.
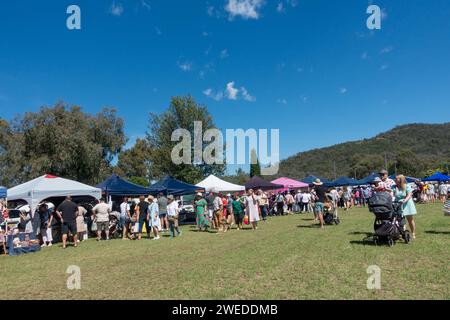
7, 174, 101, 209
354, 173, 379, 185
148, 176, 205, 196
244, 176, 283, 191
196, 175, 245, 193
326, 176, 359, 187
422, 172, 450, 182
389, 174, 418, 183
300, 175, 331, 184
271, 177, 309, 191
96, 174, 153, 196
0, 186, 6, 198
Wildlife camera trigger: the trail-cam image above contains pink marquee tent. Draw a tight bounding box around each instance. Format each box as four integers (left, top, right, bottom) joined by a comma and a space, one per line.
270, 177, 309, 192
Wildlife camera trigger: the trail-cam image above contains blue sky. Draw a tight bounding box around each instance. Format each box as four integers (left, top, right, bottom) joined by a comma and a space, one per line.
1, 0, 450, 174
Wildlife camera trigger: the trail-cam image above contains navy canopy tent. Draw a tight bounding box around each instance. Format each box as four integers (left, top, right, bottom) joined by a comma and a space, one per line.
300, 175, 331, 185
422, 172, 450, 182
326, 176, 359, 187
0, 186, 6, 198
244, 176, 283, 191
389, 175, 418, 183
148, 176, 205, 196
355, 173, 379, 185
96, 174, 153, 197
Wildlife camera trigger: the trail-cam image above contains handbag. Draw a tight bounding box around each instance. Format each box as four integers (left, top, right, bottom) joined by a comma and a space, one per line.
243, 215, 249, 225
91, 221, 97, 232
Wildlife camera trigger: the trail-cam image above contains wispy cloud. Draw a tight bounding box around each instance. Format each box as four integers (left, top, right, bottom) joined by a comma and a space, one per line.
380, 64, 389, 71
154, 26, 162, 36
339, 87, 348, 94
141, 0, 151, 11
361, 52, 369, 60
276, 2, 284, 13
220, 49, 229, 59
109, 2, 124, 16
203, 81, 256, 102
380, 46, 394, 54
225, 0, 265, 20
178, 61, 193, 72
277, 98, 287, 105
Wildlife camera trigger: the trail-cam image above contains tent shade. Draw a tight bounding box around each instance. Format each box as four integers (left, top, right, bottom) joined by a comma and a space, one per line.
148, 176, 205, 196
300, 175, 331, 185
271, 177, 309, 192
422, 172, 450, 182
0, 186, 6, 198
96, 174, 153, 196
196, 175, 245, 193
244, 176, 283, 191
7, 174, 102, 211
326, 176, 359, 187
354, 173, 379, 185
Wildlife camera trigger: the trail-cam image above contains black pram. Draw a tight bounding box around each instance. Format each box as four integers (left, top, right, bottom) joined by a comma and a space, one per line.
367, 191, 411, 246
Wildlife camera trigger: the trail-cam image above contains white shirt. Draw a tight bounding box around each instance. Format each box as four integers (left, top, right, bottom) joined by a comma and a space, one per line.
301, 193, 311, 203
167, 201, 179, 217
120, 202, 130, 217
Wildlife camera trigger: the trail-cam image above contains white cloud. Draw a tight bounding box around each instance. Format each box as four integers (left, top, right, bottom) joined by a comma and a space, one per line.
361, 52, 368, 60
225, 0, 265, 20
226, 82, 239, 100
241, 87, 256, 102
220, 49, 229, 59
380, 64, 389, 71
204, 82, 255, 102
277, 98, 287, 105
340, 87, 347, 94
380, 46, 394, 54
109, 2, 124, 16
154, 26, 162, 36
178, 61, 192, 72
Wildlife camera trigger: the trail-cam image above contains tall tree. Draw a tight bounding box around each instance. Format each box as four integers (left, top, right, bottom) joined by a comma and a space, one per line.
0, 102, 126, 186
146, 96, 225, 183
250, 148, 261, 177
117, 138, 151, 184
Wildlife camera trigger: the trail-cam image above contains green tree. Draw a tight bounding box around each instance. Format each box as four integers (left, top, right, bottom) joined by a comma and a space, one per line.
0, 102, 126, 186
348, 154, 384, 179
117, 138, 151, 183
146, 96, 225, 183
250, 149, 261, 177
223, 168, 249, 186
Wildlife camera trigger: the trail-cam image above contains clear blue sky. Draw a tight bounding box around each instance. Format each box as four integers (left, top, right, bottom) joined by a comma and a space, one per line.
1, 1, 449, 174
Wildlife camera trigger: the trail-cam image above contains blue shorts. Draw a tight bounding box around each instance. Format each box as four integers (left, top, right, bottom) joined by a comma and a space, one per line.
314, 202, 324, 214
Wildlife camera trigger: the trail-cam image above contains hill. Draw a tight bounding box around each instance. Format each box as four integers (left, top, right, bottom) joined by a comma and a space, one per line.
274, 123, 450, 180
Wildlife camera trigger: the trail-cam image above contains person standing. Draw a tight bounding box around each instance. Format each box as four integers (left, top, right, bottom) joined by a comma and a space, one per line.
312, 179, 326, 228
147, 195, 160, 240
205, 192, 215, 229
379, 169, 396, 196
157, 193, 169, 232
285, 192, 295, 214
394, 175, 417, 239
38, 203, 53, 247
232, 193, 245, 230
245, 189, 260, 230
120, 197, 131, 240
213, 192, 223, 232
194, 193, 209, 231
76, 204, 87, 242
167, 195, 181, 238
301, 191, 311, 213
439, 182, 447, 203
136, 195, 150, 240
275, 193, 285, 216
56, 196, 79, 249
92, 198, 111, 241
258, 190, 269, 220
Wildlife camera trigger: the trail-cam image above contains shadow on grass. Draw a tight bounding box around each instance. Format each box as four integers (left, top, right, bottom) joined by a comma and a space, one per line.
189, 229, 218, 234
297, 224, 321, 228
349, 240, 376, 246
424, 230, 450, 235
349, 231, 373, 237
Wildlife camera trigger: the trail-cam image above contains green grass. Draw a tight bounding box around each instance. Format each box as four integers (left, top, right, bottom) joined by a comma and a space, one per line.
1, 203, 449, 300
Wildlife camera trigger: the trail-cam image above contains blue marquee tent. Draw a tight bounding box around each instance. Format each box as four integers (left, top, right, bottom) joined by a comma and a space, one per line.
389, 175, 418, 183
422, 172, 450, 182
300, 175, 331, 185
148, 176, 205, 196
326, 176, 359, 187
96, 174, 153, 197
355, 173, 380, 185
0, 186, 6, 198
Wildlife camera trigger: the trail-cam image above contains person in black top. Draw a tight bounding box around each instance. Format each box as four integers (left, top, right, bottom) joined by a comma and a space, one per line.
137, 195, 150, 240
56, 196, 79, 249
312, 179, 327, 228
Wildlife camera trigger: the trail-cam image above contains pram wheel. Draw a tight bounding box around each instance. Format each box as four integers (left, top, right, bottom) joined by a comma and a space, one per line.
388, 238, 395, 247
404, 230, 411, 244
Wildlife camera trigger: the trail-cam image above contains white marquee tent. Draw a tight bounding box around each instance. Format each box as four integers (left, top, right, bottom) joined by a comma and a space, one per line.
196, 175, 245, 193
7, 174, 102, 211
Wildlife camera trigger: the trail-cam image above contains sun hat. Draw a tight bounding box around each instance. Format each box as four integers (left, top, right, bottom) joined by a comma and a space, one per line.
167, 195, 174, 200
379, 169, 388, 175
196, 192, 203, 197
226, 193, 231, 197
313, 178, 323, 186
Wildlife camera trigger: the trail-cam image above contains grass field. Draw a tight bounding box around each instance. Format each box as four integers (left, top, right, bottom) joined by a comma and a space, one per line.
1, 203, 449, 300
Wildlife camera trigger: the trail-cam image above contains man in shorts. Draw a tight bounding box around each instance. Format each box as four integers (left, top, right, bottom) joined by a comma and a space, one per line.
157, 193, 169, 232
92, 198, 111, 241
56, 196, 79, 249
312, 179, 326, 229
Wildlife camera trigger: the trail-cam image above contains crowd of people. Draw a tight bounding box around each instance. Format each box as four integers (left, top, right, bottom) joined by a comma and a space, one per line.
1, 169, 449, 253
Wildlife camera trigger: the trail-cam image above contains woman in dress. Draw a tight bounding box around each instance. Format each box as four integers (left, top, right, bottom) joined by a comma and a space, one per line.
245, 189, 260, 230
194, 193, 209, 231
395, 175, 417, 239
76, 204, 87, 242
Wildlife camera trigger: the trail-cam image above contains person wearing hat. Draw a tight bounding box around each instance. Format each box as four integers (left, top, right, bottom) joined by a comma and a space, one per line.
379, 169, 395, 196
166, 195, 181, 238
194, 193, 209, 231
312, 179, 326, 228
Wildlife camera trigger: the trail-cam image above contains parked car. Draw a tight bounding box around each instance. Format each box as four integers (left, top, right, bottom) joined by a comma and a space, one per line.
178, 200, 196, 224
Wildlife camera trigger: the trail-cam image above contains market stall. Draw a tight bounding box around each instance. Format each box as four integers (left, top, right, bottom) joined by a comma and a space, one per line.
271, 177, 309, 192
196, 175, 245, 193
244, 176, 283, 191
96, 174, 153, 198
148, 176, 205, 196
